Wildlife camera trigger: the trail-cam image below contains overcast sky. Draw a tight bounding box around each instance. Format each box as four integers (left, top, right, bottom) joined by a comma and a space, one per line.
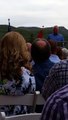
0, 0, 68, 29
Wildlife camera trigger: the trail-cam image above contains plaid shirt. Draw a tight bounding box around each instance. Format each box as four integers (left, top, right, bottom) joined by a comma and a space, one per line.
42, 59, 68, 100
41, 84, 68, 120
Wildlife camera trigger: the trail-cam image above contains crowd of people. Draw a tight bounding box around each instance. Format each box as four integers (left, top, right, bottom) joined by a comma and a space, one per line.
0, 25, 68, 119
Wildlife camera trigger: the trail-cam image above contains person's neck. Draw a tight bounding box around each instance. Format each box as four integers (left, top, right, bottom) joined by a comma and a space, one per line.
53, 33, 58, 35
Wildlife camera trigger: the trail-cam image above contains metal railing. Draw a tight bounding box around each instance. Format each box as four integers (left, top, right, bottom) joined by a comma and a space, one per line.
57, 41, 68, 48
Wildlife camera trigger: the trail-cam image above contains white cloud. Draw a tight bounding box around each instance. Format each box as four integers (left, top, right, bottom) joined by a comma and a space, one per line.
0, 0, 68, 29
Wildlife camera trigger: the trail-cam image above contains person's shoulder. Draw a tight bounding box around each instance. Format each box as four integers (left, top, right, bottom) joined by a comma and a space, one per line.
48, 59, 55, 66
58, 33, 64, 37
21, 67, 31, 75
47, 84, 68, 102
48, 33, 53, 36
41, 84, 68, 120
50, 59, 68, 72
47, 33, 54, 40
54, 59, 68, 66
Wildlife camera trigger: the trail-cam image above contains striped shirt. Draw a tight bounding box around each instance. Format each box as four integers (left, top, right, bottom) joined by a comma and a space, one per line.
41, 84, 68, 120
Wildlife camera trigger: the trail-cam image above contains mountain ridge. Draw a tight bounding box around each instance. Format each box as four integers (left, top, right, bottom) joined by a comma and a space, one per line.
0, 25, 68, 43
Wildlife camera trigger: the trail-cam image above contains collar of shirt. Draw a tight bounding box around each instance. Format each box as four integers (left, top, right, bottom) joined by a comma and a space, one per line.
49, 54, 61, 63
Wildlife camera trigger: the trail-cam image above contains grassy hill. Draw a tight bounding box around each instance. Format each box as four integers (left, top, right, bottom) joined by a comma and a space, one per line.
0, 25, 68, 47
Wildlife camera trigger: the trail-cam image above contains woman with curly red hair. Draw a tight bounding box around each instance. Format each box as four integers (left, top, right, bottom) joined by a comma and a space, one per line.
0, 31, 36, 115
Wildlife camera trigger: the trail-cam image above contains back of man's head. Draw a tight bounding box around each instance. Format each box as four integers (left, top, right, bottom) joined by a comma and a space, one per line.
31, 38, 51, 63
62, 47, 68, 59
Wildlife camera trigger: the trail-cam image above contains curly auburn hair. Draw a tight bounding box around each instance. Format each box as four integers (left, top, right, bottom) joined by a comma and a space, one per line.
0, 31, 31, 80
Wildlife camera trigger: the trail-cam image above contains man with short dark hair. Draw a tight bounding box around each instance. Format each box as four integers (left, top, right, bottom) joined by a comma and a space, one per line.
31, 38, 54, 92
31, 38, 54, 113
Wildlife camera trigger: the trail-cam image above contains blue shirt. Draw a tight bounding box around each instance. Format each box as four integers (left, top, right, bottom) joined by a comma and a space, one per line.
32, 59, 54, 92
48, 33, 64, 42
49, 54, 61, 63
